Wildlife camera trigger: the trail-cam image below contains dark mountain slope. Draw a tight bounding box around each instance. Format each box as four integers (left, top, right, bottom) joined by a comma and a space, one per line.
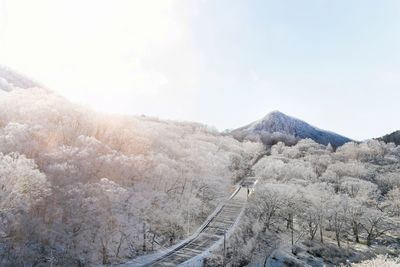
377, 130, 400, 146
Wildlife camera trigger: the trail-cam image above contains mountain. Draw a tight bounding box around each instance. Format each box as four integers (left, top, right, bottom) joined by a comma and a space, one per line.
231, 111, 353, 147
377, 130, 400, 146
0, 66, 41, 92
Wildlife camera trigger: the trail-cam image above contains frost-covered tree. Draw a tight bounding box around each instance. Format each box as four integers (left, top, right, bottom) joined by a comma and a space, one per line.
249, 184, 287, 231
360, 209, 394, 246
0, 153, 50, 213
384, 187, 400, 217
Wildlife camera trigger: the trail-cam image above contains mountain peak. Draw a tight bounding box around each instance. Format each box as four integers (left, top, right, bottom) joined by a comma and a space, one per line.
264, 110, 287, 119
268, 110, 285, 116
232, 111, 353, 147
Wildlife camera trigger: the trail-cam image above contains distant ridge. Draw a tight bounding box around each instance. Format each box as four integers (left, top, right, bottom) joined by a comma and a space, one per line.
377, 130, 400, 146
0, 66, 42, 92
231, 111, 353, 147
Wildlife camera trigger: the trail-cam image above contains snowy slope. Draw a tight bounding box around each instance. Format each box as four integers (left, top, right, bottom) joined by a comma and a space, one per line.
231, 111, 353, 147
0, 66, 41, 92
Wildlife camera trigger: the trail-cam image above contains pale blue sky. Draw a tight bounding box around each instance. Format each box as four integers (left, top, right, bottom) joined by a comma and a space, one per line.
1, 0, 400, 140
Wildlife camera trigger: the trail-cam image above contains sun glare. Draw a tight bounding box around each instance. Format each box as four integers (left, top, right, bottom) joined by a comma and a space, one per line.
0, 0, 190, 114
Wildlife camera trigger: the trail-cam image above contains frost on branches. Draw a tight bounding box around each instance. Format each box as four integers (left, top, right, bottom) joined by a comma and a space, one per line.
0, 89, 261, 266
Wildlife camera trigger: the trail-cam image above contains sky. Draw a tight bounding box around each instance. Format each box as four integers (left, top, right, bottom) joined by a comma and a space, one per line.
0, 0, 400, 140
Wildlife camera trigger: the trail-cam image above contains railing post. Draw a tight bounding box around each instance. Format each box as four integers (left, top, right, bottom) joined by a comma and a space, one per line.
223, 230, 226, 266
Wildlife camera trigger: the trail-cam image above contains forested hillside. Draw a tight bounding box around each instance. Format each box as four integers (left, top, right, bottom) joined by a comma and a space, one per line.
0, 88, 262, 266
207, 139, 400, 266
